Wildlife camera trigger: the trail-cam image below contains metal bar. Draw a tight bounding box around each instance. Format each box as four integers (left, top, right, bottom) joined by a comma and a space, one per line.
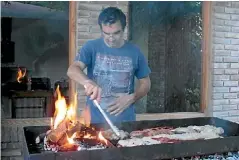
93, 100, 121, 137
83, 85, 121, 137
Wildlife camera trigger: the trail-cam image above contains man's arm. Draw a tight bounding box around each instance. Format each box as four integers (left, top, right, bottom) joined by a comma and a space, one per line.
67, 61, 101, 101
67, 61, 88, 86
132, 76, 151, 103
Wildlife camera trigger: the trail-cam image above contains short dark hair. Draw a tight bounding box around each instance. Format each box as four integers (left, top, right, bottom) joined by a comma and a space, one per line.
98, 7, 126, 30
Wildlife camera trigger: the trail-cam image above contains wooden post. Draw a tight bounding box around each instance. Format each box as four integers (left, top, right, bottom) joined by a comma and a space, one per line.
68, 1, 77, 102
200, 1, 212, 113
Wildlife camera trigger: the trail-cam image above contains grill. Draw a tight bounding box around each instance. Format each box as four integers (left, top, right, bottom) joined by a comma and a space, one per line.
23, 117, 239, 160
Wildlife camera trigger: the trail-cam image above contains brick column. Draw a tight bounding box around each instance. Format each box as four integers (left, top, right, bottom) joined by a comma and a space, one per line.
211, 1, 239, 123
76, 1, 129, 111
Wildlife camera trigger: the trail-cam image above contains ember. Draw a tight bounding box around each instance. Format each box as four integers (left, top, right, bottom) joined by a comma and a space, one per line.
36, 85, 112, 152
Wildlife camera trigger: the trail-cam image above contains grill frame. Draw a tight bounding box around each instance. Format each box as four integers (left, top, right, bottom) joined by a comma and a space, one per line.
23, 117, 239, 160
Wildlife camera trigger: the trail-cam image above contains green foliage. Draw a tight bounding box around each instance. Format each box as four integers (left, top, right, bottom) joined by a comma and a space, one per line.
185, 86, 201, 111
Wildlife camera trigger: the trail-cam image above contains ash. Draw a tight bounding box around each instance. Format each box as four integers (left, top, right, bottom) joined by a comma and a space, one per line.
43, 136, 59, 152
41, 136, 107, 152
75, 140, 106, 151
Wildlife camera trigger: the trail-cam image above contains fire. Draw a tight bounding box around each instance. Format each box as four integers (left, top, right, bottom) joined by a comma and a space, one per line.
79, 106, 91, 127
50, 85, 108, 149
17, 67, 26, 83
53, 86, 68, 129
67, 132, 77, 144
98, 131, 108, 145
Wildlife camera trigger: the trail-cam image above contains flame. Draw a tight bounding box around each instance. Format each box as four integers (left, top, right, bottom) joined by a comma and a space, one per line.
17, 68, 26, 83
98, 131, 107, 145
66, 93, 77, 120
51, 85, 102, 149
67, 105, 75, 120
52, 86, 79, 130
67, 132, 77, 144
50, 118, 53, 130
79, 107, 91, 127
53, 86, 68, 129
83, 133, 95, 139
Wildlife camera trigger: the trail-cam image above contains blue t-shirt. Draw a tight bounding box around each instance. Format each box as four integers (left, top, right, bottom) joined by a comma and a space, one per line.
75, 38, 151, 124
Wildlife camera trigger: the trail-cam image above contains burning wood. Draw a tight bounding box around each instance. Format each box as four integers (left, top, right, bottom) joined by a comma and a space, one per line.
36, 85, 112, 152
47, 119, 69, 143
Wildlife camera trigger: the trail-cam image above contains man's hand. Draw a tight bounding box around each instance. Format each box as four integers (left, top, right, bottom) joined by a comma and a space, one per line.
84, 80, 102, 102
107, 94, 135, 116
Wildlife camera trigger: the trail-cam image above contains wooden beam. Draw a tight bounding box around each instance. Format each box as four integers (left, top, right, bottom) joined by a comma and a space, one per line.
68, 1, 77, 102
200, 1, 212, 113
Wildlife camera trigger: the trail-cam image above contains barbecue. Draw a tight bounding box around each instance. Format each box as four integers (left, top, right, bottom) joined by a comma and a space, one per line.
22, 87, 239, 160
23, 117, 239, 160
35, 124, 225, 150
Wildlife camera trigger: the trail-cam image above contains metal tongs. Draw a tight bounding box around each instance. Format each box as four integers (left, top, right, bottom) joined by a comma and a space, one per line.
92, 100, 121, 137
84, 85, 121, 137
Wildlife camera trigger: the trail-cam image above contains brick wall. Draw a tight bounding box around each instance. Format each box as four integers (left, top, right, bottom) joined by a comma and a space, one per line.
76, 1, 129, 111
211, 1, 239, 123
1, 119, 50, 160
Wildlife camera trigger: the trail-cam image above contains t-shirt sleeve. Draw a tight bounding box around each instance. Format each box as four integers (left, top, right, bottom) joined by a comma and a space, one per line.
74, 42, 92, 66
135, 50, 151, 79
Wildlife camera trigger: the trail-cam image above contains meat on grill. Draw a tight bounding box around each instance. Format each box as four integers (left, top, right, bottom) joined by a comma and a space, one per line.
116, 125, 225, 148
130, 127, 174, 138
171, 125, 224, 135
102, 129, 130, 140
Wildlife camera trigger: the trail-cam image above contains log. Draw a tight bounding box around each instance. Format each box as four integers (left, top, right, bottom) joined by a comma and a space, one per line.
47, 118, 98, 144
47, 120, 86, 143
47, 118, 69, 143
66, 121, 83, 138
57, 133, 68, 146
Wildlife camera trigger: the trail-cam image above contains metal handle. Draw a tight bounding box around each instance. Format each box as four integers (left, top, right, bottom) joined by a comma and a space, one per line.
83, 85, 120, 137
93, 100, 121, 137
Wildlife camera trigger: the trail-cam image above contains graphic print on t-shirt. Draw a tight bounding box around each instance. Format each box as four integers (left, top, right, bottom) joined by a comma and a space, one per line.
93, 53, 133, 99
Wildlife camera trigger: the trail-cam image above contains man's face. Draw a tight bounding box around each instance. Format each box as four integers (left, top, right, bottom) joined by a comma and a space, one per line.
101, 20, 124, 48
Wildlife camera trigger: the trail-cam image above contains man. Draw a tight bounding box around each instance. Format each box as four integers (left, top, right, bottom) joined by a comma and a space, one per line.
67, 7, 151, 124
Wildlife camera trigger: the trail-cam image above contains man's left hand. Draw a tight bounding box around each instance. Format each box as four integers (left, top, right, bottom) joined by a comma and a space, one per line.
107, 94, 135, 116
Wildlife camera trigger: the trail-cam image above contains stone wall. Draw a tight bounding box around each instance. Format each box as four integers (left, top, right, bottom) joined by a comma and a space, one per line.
1, 118, 50, 160
211, 1, 239, 123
